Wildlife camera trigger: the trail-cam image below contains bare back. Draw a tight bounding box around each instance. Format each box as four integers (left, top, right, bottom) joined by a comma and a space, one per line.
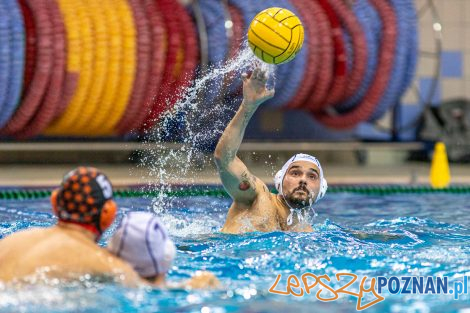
0, 226, 140, 285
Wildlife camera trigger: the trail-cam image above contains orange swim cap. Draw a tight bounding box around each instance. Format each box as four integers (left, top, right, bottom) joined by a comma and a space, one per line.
51, 167, 117, 235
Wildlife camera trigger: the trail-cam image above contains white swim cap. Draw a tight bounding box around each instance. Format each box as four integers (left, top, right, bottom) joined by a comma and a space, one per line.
274, 153, 328, 203
108, 212, 176, 278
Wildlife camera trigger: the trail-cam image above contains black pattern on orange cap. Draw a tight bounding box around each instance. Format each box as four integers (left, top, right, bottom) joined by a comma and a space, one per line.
56, 167, 113, 229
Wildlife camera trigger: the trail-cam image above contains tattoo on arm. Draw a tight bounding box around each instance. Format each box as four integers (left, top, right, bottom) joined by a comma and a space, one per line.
239, 171, 257, 192
239, 181, 250, 190
239, 171, 250, 191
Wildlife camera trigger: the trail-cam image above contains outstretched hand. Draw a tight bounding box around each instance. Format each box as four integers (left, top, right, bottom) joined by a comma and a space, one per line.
241, 67, 275, 108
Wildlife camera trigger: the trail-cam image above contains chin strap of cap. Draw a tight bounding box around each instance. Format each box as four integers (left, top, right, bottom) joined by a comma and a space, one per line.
283, 191, 318, 226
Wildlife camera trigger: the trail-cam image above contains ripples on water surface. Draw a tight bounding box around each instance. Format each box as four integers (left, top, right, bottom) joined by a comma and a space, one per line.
0, 192, 469, 313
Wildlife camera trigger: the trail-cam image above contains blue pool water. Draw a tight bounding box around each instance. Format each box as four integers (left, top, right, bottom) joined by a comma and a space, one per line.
0, 191, 469, 313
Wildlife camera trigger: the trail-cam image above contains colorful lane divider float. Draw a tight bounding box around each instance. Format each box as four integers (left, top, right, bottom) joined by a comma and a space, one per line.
0, 0, 418, 138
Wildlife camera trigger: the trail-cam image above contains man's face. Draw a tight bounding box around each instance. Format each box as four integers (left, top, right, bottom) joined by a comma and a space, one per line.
282, 161, 321, 208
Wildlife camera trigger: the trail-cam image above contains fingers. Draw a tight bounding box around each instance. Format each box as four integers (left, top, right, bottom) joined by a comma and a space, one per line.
252, 67, 268, 82
261, 70, 268, 81
252, 67, 260, 80
243, 67, 269, 84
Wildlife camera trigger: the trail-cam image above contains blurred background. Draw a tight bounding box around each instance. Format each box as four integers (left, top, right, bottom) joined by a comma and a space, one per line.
0, 0, 469, 185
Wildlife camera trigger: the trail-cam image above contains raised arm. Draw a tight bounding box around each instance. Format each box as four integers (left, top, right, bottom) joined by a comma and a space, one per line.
214, 67, 274, 204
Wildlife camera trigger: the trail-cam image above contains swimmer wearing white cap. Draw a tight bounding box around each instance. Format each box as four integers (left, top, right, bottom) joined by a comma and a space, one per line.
109, 212, 220, 289
214, 68, 326, 234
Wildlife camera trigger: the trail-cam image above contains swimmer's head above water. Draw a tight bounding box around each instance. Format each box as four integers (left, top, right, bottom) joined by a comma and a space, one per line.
51, 166, 117, 239
274, 153, 328, 210
108, 212, 176, 285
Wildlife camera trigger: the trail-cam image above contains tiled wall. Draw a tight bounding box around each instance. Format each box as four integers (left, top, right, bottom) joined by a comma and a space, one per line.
394, 0, 467, 141
406, 0, 466, 102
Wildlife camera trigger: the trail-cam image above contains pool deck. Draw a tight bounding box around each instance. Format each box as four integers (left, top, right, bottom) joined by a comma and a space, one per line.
1, 162, 469, 187
0, 141, 468, 187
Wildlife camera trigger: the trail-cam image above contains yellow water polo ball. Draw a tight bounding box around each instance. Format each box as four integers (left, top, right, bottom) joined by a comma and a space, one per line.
248, 7, 304, 65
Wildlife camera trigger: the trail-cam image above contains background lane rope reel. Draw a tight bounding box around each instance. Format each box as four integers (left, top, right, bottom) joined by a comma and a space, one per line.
63, 0, 95, 135
51, 0, 78, 118
119, 0, 167, 135
174, 1, 199, 99
0, 0, 25, 130
264, 0, 308, 109
225, 4, 245, 97
115, 0, 152, 135
188, 0, 231, 150
328, 0, 367, 105
45, 0, 91, 135
100, 0, 136, 135
17, 0, 36, 99
200, 0, 229, 109
73, 0, 109, 135
311, 0, 347, 111
336, 0, 381, 113
0, 1, 13, 130
286, 0, 320, 109
14, 0, 66, 139
313, 0, 397, 129
157, 0, 200, 142
86, 0, 123, 135
227, 0, 261, 97
140, 0, 182, 133
167, 0, 200, 128
1, 0, 54, 136
303, 0, 334, 113
146, 0, 190, 139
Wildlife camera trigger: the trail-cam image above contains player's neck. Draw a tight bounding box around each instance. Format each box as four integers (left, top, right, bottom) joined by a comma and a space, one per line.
277, 194, 305, 210
276, 194, 296, 220
56, 222, 98, 242
276, 194, 310, 228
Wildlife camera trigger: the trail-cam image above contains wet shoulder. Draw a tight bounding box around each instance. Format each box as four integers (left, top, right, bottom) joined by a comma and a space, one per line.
0, 227, 49, 247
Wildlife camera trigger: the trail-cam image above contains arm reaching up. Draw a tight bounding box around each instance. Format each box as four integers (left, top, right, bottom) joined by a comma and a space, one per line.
214, 67, 274, 204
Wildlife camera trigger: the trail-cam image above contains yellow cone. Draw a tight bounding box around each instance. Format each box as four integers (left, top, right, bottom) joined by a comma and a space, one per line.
429, 142, 451, 188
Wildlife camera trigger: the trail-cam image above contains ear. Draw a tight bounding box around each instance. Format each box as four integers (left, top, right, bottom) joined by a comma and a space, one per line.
317, 178, 328, 201
51, 189, 60, 217
99, 200, 117, 231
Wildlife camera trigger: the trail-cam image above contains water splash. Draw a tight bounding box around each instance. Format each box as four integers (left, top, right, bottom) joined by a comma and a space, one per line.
136, 45, 275, 219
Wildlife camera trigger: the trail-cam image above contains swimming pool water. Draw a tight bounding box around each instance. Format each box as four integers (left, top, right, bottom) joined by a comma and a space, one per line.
0, 191, 469, 313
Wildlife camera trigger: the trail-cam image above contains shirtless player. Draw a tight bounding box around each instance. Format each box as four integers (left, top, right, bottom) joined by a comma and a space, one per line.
0, 167, 140, 285
214, 68, 327, 234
